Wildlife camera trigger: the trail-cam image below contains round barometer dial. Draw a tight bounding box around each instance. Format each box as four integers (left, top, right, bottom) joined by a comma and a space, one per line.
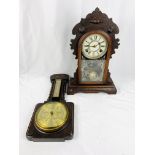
82, 34, 108, 59
35, 102, 69, 132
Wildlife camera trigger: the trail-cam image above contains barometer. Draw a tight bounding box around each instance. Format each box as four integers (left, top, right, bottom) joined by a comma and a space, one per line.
26, 74, 74, 141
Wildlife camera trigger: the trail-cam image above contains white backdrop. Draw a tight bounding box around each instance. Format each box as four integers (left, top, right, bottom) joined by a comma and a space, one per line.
20, 0, 135, 155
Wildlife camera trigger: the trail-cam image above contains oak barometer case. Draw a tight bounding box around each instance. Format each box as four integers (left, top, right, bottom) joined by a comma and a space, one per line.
67, 8, 120, 95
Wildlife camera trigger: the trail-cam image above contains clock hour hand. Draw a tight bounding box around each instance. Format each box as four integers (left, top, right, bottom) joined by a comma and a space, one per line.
90, 44, 98, 48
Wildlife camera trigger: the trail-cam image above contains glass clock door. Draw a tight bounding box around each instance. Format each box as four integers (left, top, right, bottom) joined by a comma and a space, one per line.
79, 32, 108, 84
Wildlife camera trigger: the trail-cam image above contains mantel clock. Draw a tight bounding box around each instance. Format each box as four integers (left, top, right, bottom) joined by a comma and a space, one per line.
67, 8, 120, 94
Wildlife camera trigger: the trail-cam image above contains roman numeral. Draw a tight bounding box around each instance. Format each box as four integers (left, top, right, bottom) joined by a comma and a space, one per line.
98, 37, 101, 42
89, 37, 93, 41
84, 45, 89, 47
101, 45, 105, 47
94, 35, 97, 40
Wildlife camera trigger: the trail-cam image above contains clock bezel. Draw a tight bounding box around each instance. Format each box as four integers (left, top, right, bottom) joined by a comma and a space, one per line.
78, 30, 112, 84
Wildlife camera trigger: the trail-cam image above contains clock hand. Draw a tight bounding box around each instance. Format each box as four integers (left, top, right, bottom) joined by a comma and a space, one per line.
90, 45, 96, 47
90, 44, 98, 47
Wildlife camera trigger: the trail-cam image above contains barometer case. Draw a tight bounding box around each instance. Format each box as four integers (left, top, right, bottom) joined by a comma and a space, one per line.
26, 74, 74, 142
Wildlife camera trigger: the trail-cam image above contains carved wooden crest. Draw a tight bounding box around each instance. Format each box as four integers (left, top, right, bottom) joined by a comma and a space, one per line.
70, 7, 120, 58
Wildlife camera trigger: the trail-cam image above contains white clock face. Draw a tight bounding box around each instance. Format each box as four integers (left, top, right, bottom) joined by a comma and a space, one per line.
82, 34, 108, 59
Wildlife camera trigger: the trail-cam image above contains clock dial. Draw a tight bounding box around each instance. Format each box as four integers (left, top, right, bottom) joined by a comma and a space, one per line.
82, 34, 108, 59
35, 102, 69, 132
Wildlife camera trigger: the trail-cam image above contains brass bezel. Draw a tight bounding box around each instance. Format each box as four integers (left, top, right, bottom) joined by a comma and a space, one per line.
34, 102, 69, 132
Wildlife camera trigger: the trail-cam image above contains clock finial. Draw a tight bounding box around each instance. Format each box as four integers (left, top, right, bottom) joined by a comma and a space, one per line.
95, 7, 100, 12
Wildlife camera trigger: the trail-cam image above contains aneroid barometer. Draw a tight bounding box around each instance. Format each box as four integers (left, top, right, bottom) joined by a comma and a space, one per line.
26, 74, 74, 142
67, 7, 120, 94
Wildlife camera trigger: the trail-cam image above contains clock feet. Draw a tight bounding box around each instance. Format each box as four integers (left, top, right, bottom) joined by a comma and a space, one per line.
67, 77, 117, 95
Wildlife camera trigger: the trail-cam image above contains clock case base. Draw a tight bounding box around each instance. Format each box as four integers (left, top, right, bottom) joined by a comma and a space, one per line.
26, 102, 74, 142
67, 76, 117, 95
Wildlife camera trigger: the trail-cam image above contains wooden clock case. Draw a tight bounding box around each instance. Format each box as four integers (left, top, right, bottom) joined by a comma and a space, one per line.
67, 8, 120, 95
